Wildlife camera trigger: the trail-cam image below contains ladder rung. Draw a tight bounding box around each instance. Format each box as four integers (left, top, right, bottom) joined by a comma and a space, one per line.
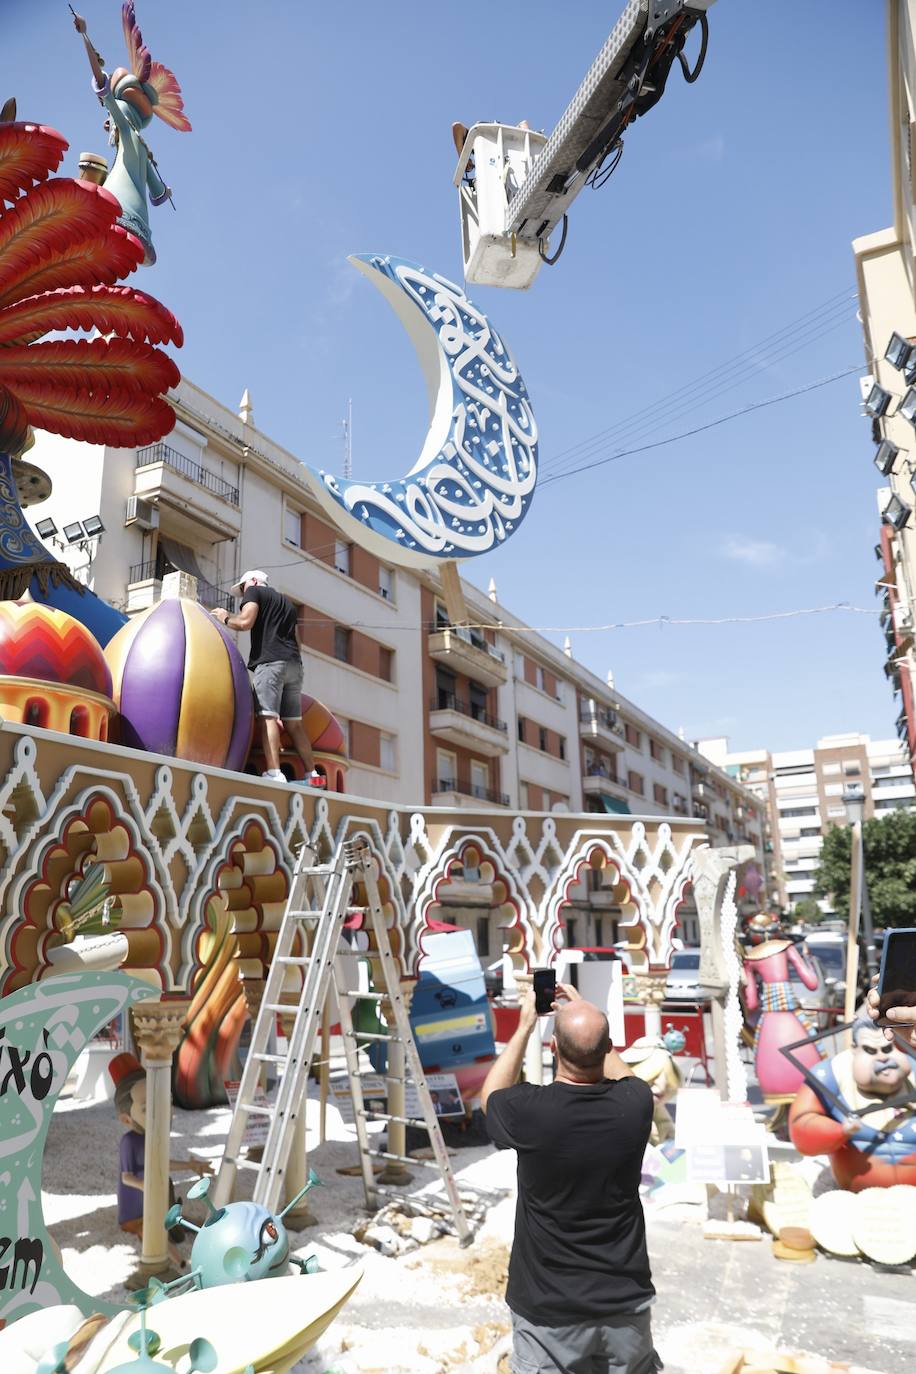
365, 1149, 441, 1169
276, 956, 313, 965
359, 1111, 428, 1128
289, 910, 324, 920
263, 1003, 299, 1013
346, 1030, 400, 1043
348, 991, 386, 1001
240, 1103, 275, 1117
251, 1053, 287, 1064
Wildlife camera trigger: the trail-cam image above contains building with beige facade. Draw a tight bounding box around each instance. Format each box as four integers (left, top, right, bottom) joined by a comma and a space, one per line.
852, 0, 916, 773
698, 732, 916, 913
28, 374, 765, 954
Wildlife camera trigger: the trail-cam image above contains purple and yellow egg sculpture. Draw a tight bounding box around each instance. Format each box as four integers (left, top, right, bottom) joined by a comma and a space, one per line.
104, 598, 254, 770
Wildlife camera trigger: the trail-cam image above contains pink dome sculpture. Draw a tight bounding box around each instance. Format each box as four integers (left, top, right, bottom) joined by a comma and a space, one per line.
248, 692, 348, 791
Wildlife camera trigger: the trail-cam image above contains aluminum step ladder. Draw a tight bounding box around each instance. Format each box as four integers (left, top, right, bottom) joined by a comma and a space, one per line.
212, 838, 473, 1246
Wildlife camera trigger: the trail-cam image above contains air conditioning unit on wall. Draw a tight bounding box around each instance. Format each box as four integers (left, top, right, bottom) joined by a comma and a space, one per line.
125, 496, 159, 531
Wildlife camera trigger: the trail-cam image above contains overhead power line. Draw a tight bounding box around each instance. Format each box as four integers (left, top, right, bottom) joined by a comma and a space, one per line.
540, 286, 857, 478
539, 363, 862, 487
291, 602, 879, 634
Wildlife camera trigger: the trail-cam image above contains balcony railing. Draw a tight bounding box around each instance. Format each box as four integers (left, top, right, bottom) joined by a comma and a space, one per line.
579, 704, 620, 732
136, 443, 240, 507
128, 559, 156, 582
436, 621, 505, 663
127, 561, 233, 612
433, 776, 509, 806
429, 693, 507, 732
585, 764, 618, 782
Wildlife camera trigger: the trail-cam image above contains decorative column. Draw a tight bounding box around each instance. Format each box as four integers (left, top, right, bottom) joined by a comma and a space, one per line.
631, 972, 668, 1040
278, 1000, 316, 1228
514, 972, 543, 1085
379, 979, 416, 1185
691, 843, 754, 1103
131, 998, 190, 1282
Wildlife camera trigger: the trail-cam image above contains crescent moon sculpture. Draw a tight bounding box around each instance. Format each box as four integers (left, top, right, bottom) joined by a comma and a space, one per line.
308, 256, 538, 569
0, 971, 153, 1328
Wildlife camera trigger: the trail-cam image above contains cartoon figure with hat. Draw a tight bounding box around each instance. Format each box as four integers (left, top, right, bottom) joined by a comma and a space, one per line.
621, 1035, 682, 1145
108, 1052, 202, 1264
71, 2, 191, 264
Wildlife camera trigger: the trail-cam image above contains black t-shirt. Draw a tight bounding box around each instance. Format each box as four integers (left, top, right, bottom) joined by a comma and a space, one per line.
241, 585, 300, 668
485, 1078, 654, 1324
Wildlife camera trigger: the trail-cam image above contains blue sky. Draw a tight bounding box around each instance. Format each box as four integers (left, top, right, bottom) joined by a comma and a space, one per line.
7, 1, 895, 753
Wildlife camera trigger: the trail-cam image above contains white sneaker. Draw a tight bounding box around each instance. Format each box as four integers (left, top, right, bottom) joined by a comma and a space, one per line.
262, 769, 287, 783
308, 770, 326, 788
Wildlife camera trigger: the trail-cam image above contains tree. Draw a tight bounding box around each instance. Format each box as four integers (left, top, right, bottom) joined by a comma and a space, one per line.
814, 809, 916, 927
792, 897, 824, 925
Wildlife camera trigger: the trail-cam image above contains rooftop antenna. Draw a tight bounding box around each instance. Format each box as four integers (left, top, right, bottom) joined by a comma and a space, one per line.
341, 398, 353, 479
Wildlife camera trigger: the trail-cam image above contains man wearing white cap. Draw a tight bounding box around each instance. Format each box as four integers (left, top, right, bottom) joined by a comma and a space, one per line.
212, 571, 322, 785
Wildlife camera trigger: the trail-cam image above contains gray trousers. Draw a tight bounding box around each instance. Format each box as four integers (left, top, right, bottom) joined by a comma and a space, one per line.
510, 1309, 661, 1374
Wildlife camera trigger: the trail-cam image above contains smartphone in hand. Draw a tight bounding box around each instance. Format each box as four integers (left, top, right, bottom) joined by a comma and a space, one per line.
533, 967, 557, 1015
876, 928, 916, 1026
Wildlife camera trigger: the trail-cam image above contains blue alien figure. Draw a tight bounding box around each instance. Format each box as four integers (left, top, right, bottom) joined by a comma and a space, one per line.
162, 1171, 322, 1290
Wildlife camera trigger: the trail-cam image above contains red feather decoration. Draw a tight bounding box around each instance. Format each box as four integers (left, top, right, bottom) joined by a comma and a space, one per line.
0, 285, 184, 347
0, 122, 68, 205
0, 181, 121, 302
0, 383, 27, 452
0, 228, 144, 310
3, 380, 176, 446
0, 122, 183, 454
0, 338, 180, 397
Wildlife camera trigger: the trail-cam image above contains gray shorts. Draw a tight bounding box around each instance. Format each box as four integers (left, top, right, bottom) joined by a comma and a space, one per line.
510, 1309, 661, 1374
252, 659, 303, 719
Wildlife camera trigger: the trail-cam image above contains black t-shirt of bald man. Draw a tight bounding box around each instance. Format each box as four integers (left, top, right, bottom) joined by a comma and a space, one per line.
485, 1076, 655, 1325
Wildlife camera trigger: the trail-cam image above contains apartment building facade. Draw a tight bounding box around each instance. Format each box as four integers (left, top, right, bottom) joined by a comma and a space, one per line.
852, 0, 916, 775
29, 376, 766, 933
698, 732, 916, 912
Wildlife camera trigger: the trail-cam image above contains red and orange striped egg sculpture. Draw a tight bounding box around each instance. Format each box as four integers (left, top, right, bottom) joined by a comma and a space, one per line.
104, 598, 254, 769
0, 600, 111, 695
300, 693, 346, 754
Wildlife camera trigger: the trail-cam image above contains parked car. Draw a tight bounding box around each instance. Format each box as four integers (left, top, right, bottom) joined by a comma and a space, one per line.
801, 933, 847, 1005
664, 949, 702, 1001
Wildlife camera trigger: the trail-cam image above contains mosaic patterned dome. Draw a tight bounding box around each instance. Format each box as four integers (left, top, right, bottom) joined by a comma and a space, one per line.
0, 600, 111, 696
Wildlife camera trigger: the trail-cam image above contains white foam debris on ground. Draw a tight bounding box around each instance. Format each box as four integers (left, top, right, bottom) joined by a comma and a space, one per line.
42, 1084, 895, 1374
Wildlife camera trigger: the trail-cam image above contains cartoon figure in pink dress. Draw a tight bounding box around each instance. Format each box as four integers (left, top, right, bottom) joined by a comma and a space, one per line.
742, 918, 822, 1097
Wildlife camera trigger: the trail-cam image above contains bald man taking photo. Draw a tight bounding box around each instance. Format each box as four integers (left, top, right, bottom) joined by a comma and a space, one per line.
482, 983, 659, 1374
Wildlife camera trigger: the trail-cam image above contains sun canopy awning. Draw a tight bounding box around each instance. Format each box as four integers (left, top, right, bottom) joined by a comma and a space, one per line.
598, 793, 630, 815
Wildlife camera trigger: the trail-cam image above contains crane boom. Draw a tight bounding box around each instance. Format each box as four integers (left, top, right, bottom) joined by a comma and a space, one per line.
455, 0, 715, 289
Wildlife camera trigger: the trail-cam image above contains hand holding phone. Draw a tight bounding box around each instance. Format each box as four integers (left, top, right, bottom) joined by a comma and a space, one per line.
533, 967, 557, 1015
875, 928, 916, 1027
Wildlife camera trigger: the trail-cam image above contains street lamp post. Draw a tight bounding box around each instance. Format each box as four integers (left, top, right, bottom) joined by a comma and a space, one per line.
842, 784, 879, 987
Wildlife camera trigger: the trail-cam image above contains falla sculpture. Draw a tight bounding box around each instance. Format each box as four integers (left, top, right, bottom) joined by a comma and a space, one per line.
71, 2, 191, 265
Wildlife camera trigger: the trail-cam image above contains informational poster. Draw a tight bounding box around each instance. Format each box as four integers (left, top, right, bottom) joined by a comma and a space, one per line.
674, 1090, 770, 1185
320, 1071, 465, 1125
224, 1080, 274, 1147
406, 1072, 464, 1119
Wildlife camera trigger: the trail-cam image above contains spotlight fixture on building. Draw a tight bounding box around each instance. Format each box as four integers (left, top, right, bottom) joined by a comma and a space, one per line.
899, 386, 916, 425
62, 521, 85, 545
874, 439, 900, 475
35, 517, 57, 540
864, 382, 894, 418
81, 515, 105, 539
883, 493, 912, 530
885, 331, 916, 371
